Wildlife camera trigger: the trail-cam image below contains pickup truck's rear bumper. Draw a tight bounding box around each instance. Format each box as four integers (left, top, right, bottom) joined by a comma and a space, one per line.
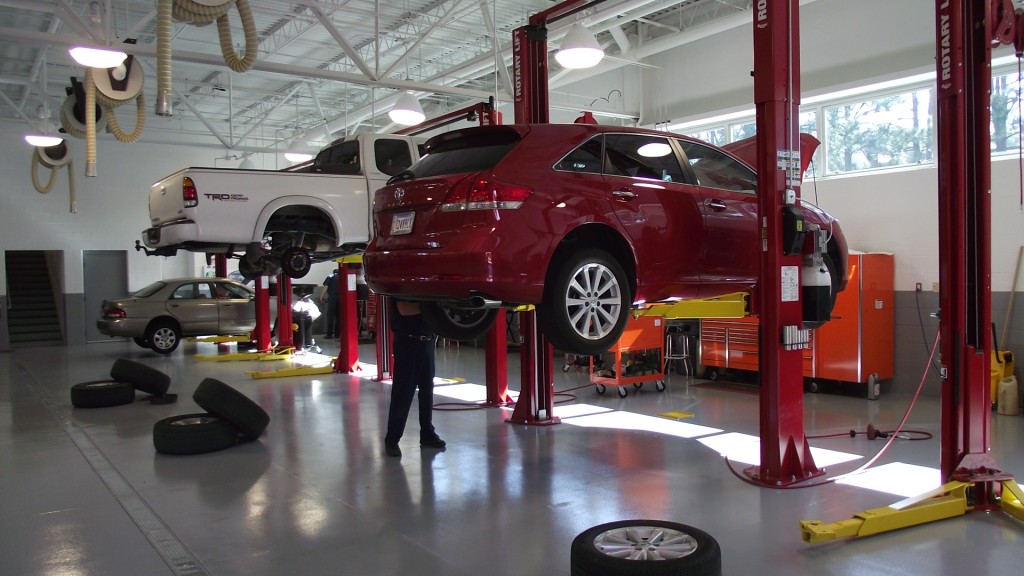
143, 221, 198, 249
143, 222, 239, 256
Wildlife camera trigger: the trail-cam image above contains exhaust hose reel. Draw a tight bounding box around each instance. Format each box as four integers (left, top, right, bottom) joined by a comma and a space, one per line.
91, 56, 146, 143
156, 0, 257, 116
31, 142, 77, 212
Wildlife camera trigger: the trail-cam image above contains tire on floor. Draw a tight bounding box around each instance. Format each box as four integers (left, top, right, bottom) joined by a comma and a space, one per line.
110, 358, 171, 397
570, 519, 721, 576
193, 378, 270, 440
70, 380, 136, 408
153, 413, 240, 455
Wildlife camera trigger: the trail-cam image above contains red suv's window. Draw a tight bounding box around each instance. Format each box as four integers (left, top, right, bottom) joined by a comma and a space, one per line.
554, 137, 603, 174
403, 129, 520, 179
603, 134, 686, 182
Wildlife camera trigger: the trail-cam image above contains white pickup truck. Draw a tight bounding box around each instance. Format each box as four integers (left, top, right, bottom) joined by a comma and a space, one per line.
139, 133, 421, 278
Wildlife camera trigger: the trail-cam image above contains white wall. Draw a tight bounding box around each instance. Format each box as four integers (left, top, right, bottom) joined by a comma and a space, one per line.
0, 121, 231, 295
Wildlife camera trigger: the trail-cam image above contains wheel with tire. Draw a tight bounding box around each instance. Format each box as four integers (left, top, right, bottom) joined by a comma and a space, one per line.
595, 384, 607, 395
540, 249, 630, 356
153, 413, 239, 455
281, 247, 312, 278
110, 358, 171, 397
70, 380, 135, 408
656, 380, 666, 392
570, 519, 721, 576
238, 257, 261, 280
419, 301, 498, 341
146, 320, 181, 354
133, 337, 149, 349
617, 386, 628, 398
193, 378, 270, 439
704, 367, 719, 381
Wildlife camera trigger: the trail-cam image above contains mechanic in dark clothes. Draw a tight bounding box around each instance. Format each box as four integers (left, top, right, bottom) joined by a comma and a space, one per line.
384, 299, 446, 457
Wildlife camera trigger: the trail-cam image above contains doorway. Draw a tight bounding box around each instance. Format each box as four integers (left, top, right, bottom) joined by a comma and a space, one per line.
84, 251, 127, 343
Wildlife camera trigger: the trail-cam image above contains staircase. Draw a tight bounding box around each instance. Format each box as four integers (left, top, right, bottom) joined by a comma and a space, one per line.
5, 251, 63, 345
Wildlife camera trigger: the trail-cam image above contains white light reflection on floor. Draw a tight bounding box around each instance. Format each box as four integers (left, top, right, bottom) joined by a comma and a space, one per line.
836, 462, 942, 498
561, 408, 723, 439
432, 382, 519, 403
698, 432, 862, 468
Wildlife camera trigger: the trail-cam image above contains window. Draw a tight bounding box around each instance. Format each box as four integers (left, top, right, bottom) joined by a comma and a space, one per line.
315, 140, 360, 175
219, 283, 253, 299
554, 137, 603, 174
824, 88, 934, 175
680, 140, 758, 193
375, 139, 414, 176
195, 283, 214, 299
603, 134, 685, 182
171, 284, 196, 300
408, 128, 520, 178
992, 70, 1023, 154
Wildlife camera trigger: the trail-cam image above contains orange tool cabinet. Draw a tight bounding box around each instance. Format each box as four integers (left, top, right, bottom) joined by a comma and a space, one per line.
590, 315, 667, 398
699, 252, 895, 389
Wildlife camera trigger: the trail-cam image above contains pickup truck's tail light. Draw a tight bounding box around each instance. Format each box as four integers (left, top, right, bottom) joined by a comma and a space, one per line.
103, 307, 126, 319
182, 176, 198, 208
441, 173, 532, 212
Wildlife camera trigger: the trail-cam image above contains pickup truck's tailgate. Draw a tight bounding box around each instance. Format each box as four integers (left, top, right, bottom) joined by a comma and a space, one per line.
149, 170, 188, 225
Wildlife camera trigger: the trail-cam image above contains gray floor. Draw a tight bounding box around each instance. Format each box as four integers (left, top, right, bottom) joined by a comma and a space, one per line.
2, 337, 1023, 576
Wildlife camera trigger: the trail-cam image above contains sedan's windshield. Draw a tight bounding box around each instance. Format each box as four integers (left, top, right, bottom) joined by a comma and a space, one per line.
131, 281, 166, 298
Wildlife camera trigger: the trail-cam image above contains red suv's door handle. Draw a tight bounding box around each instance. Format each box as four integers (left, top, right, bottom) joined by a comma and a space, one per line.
705, 199, 727, 211
612, 189, 637, 199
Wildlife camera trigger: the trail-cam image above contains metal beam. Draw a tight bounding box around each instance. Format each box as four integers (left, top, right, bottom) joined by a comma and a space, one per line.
310, 5, 377, 81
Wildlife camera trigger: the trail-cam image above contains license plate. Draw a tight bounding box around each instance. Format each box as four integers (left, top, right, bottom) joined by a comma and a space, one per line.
390, 211, 415, 235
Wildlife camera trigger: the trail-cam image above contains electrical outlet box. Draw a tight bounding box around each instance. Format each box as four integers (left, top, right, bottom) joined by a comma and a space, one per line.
932, 282, 940, 292
915, 282, 922, 292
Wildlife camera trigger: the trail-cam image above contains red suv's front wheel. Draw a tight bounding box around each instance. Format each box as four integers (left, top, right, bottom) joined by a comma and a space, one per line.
540, 249, 630, 355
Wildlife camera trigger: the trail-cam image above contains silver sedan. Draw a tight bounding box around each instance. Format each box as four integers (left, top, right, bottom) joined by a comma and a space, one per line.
96, 278, 277, 354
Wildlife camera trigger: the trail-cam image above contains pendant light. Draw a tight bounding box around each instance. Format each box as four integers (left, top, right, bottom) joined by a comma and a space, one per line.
389, 91, 425, 126
555, 23, 605, 69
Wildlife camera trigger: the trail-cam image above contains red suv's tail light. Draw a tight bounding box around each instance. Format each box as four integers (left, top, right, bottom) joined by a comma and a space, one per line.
441, 173, 531, 212
183, 176, 198, 208
104, 307, 126, 319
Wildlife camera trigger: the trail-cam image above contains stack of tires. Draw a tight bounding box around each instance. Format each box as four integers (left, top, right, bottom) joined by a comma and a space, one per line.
153, 378, 269, 455
70, 359, 172, 408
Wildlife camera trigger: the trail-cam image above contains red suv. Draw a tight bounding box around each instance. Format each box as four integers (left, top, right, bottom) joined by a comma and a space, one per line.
364, 123, 848, 354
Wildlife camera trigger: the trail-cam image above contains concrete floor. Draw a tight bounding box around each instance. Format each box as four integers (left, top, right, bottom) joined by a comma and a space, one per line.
2, 338, 1023, 576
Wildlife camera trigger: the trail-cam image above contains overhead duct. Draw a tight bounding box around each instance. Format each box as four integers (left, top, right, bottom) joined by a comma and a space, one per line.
91, 55, 146, 143
31, 141, 77, 213
156, 0, 258, 116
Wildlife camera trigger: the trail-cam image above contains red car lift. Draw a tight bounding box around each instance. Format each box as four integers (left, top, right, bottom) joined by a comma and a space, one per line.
801, 0, 1024, 542
747, 0, 821, 485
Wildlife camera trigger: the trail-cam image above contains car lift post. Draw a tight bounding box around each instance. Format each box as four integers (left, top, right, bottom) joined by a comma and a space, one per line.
747, 0, 821, 485
505, 0, 595, 426
800, 0, 1024, 542
374, 294, 394, 381
254, 275, 273, 352
335, 259, 361, 372
276, 273, 293, 348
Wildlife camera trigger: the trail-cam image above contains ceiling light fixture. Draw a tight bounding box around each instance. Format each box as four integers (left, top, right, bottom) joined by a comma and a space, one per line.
555, 23, 604, 69
24, 105, 64, 147
69, 46, 128, 69
285, 138, 313, 163
389, 91, 425, 125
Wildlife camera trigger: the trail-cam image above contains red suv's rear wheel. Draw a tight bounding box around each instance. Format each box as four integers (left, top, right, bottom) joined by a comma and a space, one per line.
540, 249, 629, 355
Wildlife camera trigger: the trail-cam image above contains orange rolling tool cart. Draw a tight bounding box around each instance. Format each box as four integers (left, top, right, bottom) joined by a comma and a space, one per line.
590, 315, 667, 398
700, 252, 895, 395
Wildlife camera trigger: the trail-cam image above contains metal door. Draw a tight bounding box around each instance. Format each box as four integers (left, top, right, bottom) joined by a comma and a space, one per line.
84, 250, 127, 342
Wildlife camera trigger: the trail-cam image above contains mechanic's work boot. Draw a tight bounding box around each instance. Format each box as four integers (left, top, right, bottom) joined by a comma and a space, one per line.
385, 443, 402, 457
420, 436, 446, 449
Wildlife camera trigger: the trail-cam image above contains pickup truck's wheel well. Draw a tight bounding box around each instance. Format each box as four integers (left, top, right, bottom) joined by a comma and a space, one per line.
265, 206, 335, 246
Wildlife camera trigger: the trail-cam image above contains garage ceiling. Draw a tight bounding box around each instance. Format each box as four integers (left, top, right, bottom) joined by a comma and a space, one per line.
0, 0, 754, 154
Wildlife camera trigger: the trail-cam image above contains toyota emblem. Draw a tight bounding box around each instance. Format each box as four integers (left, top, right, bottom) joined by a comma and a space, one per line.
394, 188, 405, 202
